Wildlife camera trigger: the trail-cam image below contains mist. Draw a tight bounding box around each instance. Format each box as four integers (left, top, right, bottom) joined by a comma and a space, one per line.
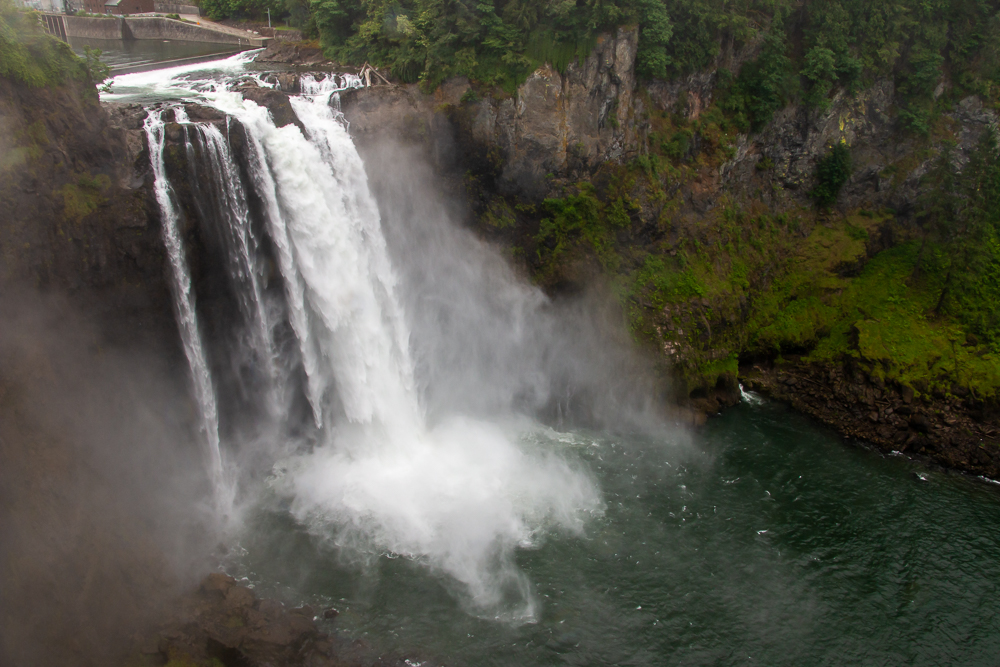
0, 286, 219, 666
217, 97, 685, 621
359, 138, 670, 433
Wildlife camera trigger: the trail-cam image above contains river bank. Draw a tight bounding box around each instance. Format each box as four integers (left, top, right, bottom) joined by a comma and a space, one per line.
741, 360, 1000, 480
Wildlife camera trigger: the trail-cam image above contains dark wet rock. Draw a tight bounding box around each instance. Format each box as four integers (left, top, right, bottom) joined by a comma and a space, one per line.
0, 75, 174, 352
742, 363, 1000, 481
237, 85, 306, 132
272, 73, 301, 94
134, 574, 418, 667
910, 414, 931, 433
185, 103, 228, 123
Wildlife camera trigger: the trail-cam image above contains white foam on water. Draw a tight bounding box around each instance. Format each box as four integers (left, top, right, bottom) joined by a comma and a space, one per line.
103, 50, 262, 102
740, 383, 766, 406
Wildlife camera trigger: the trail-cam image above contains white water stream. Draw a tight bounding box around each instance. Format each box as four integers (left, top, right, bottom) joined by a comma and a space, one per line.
144, 109, 228, 509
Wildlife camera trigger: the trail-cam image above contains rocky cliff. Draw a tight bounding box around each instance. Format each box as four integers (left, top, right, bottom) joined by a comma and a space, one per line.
0, 75, 175, 349
332, 29, 1000, 478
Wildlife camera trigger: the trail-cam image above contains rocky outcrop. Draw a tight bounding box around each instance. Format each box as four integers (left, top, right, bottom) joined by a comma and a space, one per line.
465, 26, 641, 198
743, 361, 1000, 480
134, 573, 414, 667
0, 76, 174, 350
720, 82, 999, 215
339, 27, 641, 199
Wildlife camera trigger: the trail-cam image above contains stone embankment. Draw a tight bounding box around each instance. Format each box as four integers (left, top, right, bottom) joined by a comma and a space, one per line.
742, 362, 1000, 480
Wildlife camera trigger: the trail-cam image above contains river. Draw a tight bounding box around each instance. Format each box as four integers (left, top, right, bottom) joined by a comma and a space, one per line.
227, 396, 1000, 666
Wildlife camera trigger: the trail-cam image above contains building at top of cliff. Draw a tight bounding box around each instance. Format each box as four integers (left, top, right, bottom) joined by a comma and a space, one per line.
103, 0, 152, 14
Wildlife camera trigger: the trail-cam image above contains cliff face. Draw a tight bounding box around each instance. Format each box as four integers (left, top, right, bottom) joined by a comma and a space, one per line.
466, 27, 641, 198
340, 28, 642, 198
0, 76, 174, 349
335, 31, 1000, 477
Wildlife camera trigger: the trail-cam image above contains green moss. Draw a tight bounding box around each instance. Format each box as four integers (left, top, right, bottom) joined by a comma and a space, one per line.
533, 182, 622, 282
60, 173, 111, 222
630, 255, 706, 308
481, 197, 516, 229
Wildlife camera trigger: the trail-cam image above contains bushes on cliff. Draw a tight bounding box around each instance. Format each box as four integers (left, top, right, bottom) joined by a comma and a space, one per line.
0, 0, 89, 87
810, 144, 853, 208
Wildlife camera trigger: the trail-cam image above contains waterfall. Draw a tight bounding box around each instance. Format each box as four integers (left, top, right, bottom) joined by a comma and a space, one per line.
142, 76, 602, 619
186, 121, 284, 420
207, 85, 420, 432
144, 109, 226, 504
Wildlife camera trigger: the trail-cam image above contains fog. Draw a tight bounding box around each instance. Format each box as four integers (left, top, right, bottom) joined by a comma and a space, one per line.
0, 286, 218, 666
361, 138, 670, 433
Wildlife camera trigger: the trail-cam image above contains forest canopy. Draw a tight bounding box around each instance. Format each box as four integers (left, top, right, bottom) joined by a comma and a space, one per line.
199, 0, 1000, 131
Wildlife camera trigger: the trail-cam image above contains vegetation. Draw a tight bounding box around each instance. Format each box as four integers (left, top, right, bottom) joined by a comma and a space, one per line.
0, 0, 91, 87
810, 143, 853, 208
190, 0, 1000, 128
471, 49, 1000, 398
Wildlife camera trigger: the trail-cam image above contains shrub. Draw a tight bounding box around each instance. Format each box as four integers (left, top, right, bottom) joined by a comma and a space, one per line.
810, 143, 852, 208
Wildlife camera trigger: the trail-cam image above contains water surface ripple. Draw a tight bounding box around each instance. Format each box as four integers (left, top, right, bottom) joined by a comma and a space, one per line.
233, 397, 1000, 666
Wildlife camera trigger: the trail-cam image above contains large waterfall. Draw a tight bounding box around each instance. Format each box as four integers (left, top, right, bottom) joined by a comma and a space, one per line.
141, 71, 603, 619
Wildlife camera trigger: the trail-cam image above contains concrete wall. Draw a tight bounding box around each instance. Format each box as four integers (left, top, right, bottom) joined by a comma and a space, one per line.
60, 16, 268, 46
153, 2, 200, 15
125, 17, 267, 46
64, 15, 126, 39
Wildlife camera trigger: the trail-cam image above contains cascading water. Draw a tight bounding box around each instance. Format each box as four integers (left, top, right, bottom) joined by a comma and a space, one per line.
140, 70, 602, 619
145, 109, 226, 507
187, 122, 279, 394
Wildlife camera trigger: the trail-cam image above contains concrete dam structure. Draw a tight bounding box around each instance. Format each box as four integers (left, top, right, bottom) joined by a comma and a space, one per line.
42, 14, 270, 49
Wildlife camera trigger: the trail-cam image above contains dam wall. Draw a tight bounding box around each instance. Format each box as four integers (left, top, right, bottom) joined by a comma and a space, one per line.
152, 2, 200, 14
44, 14, 269, 47
124, 17, 266, 46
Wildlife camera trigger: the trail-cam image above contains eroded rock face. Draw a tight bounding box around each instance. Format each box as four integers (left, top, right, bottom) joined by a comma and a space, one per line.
0, 76, 174, 350
469, 26, 640, 198
340, 27, 641, 200
719, 82, 999, 215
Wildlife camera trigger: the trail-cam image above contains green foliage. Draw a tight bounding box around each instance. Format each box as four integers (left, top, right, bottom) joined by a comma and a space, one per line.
647, 0, 783, 77
634, 0, 673, 79
810, 143, 852, 208
0, 0, 89, 87
60, 173, 111, 221
801, 46, 838, 110
920, 130, 1000, 343
482, 196, 516, 229
199, 0, 282, 21
633, 255, 706, 307
719, 20, 793, 131
83, 45, 112, 93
